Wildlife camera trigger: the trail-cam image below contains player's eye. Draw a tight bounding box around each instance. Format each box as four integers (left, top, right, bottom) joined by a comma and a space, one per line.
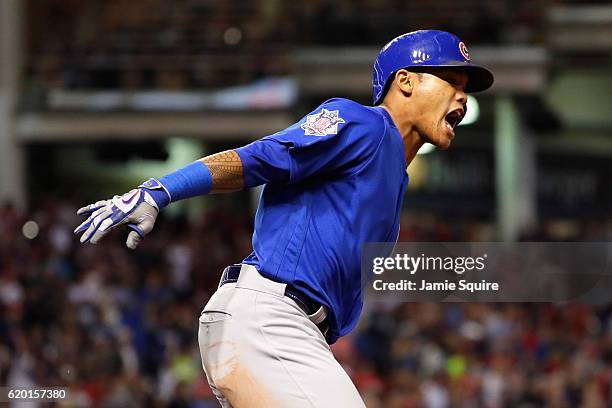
444, 76, 467, 92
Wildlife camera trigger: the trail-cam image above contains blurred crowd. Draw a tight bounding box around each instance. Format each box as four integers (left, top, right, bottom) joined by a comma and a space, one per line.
25, 0, 556, 93
343, 303, 611, 407
0, 198, 252, 408
1, 198, 610, 407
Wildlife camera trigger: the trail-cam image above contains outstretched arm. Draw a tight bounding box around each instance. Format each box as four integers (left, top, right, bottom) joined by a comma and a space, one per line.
139, 149, 247, 208
72, 148, 263, 249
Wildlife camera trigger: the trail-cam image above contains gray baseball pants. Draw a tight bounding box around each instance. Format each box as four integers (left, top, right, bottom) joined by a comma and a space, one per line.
197, 264, 366, 407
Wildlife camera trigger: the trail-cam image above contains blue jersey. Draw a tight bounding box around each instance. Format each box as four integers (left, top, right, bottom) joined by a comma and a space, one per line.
235, 98, 408, 343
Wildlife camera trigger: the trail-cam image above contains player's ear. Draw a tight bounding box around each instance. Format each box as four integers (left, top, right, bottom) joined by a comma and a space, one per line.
394, 69, 415, 97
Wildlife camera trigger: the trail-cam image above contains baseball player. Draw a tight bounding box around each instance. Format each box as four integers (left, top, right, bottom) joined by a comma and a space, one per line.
75, 30, 493, 407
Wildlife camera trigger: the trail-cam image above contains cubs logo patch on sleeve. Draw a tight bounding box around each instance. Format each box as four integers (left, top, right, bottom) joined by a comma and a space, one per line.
301, 109, 346, 136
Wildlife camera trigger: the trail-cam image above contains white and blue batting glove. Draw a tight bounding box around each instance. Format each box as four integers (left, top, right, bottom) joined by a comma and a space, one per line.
74, 179, 167, 249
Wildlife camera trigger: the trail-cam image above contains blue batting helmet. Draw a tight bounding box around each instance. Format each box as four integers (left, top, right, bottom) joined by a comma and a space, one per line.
373, 30, 494, 105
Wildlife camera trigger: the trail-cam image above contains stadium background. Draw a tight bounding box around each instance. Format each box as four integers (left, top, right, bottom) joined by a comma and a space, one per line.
0, 1, 611, 407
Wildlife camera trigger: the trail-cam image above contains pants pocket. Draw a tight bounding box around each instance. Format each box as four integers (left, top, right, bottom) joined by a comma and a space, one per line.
199, 310, 232, 325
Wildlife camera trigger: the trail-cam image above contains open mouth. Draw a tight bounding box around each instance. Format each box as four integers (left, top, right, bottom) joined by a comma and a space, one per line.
444, 108, 464, 131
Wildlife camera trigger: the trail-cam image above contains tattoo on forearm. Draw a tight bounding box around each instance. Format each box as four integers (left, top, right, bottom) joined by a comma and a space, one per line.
201, 150, 244, 193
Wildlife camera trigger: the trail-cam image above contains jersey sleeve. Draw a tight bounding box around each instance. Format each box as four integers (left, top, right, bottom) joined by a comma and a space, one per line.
235, 99, 385, 187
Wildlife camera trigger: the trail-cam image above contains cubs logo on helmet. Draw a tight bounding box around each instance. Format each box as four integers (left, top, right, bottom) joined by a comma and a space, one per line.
459, 42, 470, 61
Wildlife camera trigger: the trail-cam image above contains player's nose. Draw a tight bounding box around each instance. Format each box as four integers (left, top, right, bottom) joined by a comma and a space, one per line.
456, 89, 467, 106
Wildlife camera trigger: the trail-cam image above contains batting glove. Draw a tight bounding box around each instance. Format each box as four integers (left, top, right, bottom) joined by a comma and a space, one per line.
74, 180, 167, 249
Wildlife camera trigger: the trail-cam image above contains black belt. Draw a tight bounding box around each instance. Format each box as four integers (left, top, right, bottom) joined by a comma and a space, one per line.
220, 264, 329, 338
